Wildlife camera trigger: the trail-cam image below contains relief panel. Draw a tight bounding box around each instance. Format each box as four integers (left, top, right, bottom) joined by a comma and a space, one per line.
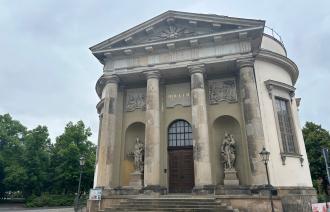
166, 83, 191, 108
208, 78, 237, 104
125, 88, 146, 112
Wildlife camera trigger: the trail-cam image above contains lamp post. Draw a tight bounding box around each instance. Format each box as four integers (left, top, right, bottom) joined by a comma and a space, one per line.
75, 156, 85, 212
259, 147, 274, 212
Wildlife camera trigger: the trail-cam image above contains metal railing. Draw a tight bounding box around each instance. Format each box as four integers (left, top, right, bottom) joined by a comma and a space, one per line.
264, 26, 284, 45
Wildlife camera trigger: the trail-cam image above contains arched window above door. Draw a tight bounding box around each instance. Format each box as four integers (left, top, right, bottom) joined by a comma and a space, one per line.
168, 120, 192, 147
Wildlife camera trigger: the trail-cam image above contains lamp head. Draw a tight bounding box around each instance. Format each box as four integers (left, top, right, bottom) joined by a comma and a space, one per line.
79, 156, 85, 166
259, 147, 270, 163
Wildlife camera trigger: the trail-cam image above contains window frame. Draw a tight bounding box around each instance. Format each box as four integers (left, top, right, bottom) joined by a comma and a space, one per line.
265, 80, 303, 166
167, 120, 193, 149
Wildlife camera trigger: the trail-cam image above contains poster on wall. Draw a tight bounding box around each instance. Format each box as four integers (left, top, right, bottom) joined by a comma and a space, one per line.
89, 188, 102, 200
312, 203, 330, 212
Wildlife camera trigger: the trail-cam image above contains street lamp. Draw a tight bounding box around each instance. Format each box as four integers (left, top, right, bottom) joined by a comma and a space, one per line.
259, 147, 274, 212
75, 156, 85, 212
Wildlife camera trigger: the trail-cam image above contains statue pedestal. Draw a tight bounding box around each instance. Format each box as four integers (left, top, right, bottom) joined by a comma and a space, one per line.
129, 171, 143, 189
224, 168, 239, 186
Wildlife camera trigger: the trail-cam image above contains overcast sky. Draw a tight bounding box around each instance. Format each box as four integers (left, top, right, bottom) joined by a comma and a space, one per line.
0, 0, 329, 143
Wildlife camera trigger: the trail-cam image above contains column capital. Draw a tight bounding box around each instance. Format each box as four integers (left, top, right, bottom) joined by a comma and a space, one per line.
237, 58, 255, 69
96, 74, 120, 98
188, 63, 206, 75
144, 70, 161, 79
103, 74, 120, 84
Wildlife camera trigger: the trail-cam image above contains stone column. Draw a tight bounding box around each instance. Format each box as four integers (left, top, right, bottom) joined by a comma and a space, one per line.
238, 58, 266, 185
144, 71, 161, 189
188, 64, 213, 189
94, 74, 119, 188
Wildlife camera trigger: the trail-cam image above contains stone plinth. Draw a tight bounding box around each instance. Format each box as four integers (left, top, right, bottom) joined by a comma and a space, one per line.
224, 169, 239, 186
129, 171, 143, 189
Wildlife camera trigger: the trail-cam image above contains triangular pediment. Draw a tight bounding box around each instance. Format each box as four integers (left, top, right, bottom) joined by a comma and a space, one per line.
90, 10, 265, 52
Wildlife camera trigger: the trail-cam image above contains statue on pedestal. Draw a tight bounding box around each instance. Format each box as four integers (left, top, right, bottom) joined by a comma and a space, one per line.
221, 132, 236, 170
133, 136, 144, 173
127, 137, 144, 189
221, 132, 239, 185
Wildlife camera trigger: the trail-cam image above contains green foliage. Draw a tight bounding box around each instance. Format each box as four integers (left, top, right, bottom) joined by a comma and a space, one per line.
25, 193, 75, 207
303, 122, 330, 193
51, 121, 96, 194
23, 126, 52, 196
0, 114, 27, 198
0, 113, 96, 205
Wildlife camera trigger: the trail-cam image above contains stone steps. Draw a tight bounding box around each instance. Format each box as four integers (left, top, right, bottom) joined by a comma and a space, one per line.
104, 208, 234, 211
102, 197, 238, 212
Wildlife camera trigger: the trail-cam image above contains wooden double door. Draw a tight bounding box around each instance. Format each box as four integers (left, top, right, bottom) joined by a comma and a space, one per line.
168, 148, 194, 193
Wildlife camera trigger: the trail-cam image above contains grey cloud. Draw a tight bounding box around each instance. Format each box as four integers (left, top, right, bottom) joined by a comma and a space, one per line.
0, 0, 329, 143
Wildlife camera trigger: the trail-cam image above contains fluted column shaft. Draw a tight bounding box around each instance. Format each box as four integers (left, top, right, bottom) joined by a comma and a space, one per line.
144, 71, 161, 187
238, 58, 266, 185
94, 74, 119, 188
188, 64, 213, 187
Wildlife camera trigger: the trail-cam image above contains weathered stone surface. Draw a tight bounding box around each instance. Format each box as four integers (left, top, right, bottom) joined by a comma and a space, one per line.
165, 83, 191, 107
94, 75, 119, 188
238, 58, 266, 185
188, 64, 213, 187
144, 71, 161, 187
224, 169, 240, 186
128, 171, 143, 189
208, 78, 238, 104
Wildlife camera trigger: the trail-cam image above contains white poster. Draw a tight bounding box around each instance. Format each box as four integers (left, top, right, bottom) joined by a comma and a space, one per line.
89, 188, 102, 200
312, 203, 330, 212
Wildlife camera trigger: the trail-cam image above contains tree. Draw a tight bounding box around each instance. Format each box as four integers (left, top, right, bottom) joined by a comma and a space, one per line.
22, 126, 52, 196
303, 122, 330, 193
51, 121, 96, 194
0, 114, 27, 198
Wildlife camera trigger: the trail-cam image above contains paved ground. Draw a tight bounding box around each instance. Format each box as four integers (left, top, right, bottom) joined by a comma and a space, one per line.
0, 204, 86, 212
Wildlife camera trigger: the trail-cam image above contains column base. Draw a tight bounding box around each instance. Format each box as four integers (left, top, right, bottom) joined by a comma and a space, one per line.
143, 185, 167, 195
192, 185, 215, 195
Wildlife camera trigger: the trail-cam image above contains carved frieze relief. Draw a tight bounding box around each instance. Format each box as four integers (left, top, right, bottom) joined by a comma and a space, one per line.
125, 88, 146, 112
208, 78, 237, 104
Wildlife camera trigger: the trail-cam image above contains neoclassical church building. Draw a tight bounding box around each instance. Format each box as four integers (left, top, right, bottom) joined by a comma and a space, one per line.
87, 11, 316, 211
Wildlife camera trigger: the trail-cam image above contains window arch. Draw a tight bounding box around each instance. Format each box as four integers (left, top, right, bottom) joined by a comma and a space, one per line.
168, 120, 193, 147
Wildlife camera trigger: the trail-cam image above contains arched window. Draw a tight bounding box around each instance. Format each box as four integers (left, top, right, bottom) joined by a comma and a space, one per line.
168, 120, 192, 147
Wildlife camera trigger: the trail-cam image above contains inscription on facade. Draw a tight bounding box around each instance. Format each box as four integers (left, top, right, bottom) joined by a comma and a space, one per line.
125, 88, 146, 112
166, 83, 191, 108
208, 79, 237, 104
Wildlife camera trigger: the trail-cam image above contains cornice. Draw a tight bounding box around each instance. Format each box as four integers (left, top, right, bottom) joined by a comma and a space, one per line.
264, 79, 296, 98
256, 49, 299, 85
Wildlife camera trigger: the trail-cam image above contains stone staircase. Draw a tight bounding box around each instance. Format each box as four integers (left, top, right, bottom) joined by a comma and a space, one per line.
101, 196, 239, 212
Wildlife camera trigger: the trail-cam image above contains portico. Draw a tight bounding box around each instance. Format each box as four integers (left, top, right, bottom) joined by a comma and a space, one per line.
88, 11, 316, 212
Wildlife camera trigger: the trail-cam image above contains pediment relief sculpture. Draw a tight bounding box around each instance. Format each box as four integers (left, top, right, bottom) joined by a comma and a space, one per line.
90, 11, 265, 52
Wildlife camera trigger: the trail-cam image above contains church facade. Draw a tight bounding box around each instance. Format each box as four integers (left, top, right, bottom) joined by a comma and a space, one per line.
88, 11, 316, 211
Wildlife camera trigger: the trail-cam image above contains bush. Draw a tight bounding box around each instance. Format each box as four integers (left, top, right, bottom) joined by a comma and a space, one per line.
25, 193, 75, 207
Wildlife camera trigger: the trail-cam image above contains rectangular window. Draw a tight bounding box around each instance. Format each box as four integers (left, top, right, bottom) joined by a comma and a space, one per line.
275, 97, 296, 153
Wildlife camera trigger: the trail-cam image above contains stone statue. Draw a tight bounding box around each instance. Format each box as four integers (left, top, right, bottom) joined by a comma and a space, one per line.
221, 132, 236, 170
133, 137, 144, 173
